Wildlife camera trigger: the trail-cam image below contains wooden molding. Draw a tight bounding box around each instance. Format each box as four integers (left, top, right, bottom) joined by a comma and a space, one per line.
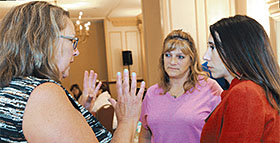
266, 0, 280, 21
108, 17, 141, 26
265, 0, 278, 5
137, 14, 143, 23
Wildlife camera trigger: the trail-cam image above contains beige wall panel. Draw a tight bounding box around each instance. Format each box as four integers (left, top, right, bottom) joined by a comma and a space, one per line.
196, 0, 207, 61
104, 19, 144, 97
104, 19, 143, 81
161, 0, 171, 37
169, 0, 197, 41
125, 31, 143, 79
108, 32, 123, 80
206, 0, 231, 26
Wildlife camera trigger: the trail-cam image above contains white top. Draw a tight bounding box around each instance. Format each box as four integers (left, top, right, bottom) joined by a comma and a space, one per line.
93, 91, 118, 129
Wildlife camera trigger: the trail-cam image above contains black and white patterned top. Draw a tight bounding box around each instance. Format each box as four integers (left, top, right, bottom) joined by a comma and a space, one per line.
0, 76, 112, 143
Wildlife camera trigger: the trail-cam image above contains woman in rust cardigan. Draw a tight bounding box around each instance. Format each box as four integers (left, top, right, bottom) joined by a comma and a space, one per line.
201, 15, 280, 142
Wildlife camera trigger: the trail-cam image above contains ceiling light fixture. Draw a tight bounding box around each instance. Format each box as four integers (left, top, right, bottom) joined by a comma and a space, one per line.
53, 0, 90, 44
75, 11, 91, 44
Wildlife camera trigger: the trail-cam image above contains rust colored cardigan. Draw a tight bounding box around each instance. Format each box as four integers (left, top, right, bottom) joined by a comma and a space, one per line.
201, 78, 280, 143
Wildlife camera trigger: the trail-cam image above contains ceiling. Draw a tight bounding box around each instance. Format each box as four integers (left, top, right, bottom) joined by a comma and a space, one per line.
0, 0, 142, 21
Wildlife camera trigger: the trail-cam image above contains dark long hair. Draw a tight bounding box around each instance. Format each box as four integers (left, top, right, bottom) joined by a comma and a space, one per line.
70, 84, 82, 100
210, 15, 280, 113
159, 29, 207, 93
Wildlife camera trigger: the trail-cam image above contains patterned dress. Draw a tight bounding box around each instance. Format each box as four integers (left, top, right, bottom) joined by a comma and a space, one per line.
0, 76, 112, 143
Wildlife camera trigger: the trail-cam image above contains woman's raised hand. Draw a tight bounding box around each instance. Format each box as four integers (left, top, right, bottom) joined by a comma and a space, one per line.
108, 69, 145, 123
79, 70, 102, 113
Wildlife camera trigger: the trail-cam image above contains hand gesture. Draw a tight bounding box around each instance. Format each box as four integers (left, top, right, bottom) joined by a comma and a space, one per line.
108, 69, 145, 123
79, 70, 102, 114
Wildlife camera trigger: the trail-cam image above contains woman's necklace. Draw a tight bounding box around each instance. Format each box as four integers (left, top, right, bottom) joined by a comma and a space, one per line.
169, 89, 185, 98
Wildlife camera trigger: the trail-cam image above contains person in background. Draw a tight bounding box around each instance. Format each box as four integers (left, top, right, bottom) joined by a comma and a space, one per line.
0, 1, 145, 143
139, 29, 222, 143
201, 15, 280, 142
202, 61, 230, 90
70, 84, 82, 100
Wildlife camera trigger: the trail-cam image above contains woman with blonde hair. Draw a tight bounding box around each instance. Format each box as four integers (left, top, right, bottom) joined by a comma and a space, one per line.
139, 30, 222, 143
0, 1, 145, 142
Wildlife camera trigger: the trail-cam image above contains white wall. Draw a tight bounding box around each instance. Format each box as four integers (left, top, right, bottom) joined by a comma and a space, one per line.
247, 0, 270, 35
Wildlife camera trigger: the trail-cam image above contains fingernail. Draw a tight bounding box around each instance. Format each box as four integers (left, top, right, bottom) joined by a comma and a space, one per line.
132, 72, 136, 76
117, 72, 121, 76
124, 69, 128, 73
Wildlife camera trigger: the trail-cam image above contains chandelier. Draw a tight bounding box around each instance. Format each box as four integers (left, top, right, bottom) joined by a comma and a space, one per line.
52, 0, 91, 44
75, 12, 91, 44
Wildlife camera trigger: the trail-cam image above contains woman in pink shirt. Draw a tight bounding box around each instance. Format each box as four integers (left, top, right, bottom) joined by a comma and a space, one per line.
139, 30, 222, 143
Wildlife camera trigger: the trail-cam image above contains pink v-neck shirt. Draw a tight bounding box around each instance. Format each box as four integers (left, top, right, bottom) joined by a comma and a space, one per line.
140, 77, 222, 143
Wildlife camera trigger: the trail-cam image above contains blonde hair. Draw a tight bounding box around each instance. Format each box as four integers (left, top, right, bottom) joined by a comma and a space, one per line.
159, 29, 207, 93
0, 1, 70, 87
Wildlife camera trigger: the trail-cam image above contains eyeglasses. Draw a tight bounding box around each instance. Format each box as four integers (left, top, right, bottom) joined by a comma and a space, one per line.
60, 35, 79, 50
